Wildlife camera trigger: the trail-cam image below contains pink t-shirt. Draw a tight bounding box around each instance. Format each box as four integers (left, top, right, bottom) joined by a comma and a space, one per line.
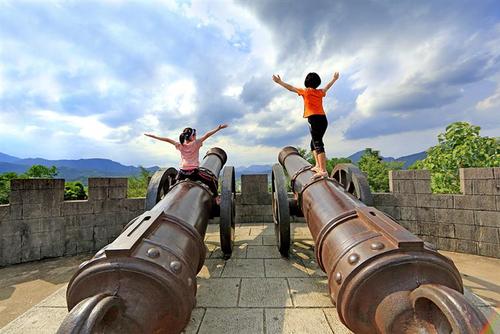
175, 139, 202, 170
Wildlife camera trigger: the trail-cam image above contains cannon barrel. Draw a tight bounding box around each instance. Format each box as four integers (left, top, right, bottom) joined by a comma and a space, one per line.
58, 148, 234, 334
273, 146, 490, 334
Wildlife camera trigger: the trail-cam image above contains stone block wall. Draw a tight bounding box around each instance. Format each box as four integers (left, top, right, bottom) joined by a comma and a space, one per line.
1, 168, 498, 266
233, 174, 303, 224
0, 178, 144, 266
235, 174, 273, 223
374, 168, 499, 258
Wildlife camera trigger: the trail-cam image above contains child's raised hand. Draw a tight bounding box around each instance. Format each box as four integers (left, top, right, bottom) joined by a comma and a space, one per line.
218, 124, 228, 130
144, 133, 153, 137
272, 74, 282, 83
333, 72, 340, 80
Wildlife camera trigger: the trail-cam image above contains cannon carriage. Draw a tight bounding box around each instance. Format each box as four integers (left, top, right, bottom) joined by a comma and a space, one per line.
58, 147, 235, 334
271, 146, 490, 334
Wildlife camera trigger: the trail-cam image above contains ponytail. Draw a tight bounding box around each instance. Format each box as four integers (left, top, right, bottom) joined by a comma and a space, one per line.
179, 127, 194, 145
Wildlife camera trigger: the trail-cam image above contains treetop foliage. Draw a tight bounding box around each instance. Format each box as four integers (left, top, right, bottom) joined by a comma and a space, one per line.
410, 122, 499, 193
127, 166, 152, 198
0, 164, 87, 204
358, 148, 403, 192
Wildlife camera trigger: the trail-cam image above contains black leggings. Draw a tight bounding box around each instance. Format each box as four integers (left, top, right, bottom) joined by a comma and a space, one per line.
308, 115, 328, 153
176, 168, 219, 196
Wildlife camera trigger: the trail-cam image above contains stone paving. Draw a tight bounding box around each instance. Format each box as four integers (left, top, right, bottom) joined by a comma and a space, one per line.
1, 222, 499, 333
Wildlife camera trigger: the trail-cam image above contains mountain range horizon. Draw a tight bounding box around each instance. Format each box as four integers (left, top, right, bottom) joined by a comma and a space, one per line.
0, 149, 426, 183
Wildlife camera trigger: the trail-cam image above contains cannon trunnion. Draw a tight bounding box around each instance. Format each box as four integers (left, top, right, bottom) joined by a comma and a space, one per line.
58, 148, 235, 334
272, 146, 490, 334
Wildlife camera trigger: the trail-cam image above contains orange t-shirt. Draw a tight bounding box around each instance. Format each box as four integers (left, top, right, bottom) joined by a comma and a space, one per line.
297, 88, 326, 118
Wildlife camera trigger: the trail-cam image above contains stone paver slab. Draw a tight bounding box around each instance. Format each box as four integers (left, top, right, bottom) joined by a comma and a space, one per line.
291, 242, 316, 261
301, 258, 328, 277
196, 278, 240, 307
0, 307, 68, 334
235, 235, 263, 245
36, 286, 67, 308
222, 259, 265, 277
239, 278, 292, 307
322, 308, 353, 333
263, 235, 278, 246
204, 235, 220, 243
210, 244, 248, 259
182, 308, 205, 334
198, 308, 263, 334
288, 278, 332, 307
265, 308, 333, 334
206, 224, 219, 234
235, 227, 252, 236
197, 259, 225, 279
249, 225, 275, 236
265, 258, 311, 277
246, 245, 282, 259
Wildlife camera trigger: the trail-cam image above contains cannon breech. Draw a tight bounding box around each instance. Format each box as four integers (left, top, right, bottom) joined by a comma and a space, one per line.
57, 147, 236, 334
272, 146, 490, 334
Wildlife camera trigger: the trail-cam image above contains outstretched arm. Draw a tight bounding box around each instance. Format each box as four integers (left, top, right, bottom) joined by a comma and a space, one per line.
199, 124, 228, 143
144, 133, 178, 146
322, 72, 340, 94
272, 74, 300, 94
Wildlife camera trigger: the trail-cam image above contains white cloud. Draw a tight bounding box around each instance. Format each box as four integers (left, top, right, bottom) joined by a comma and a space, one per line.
32, 109, 131, 142
222, 85, 243, 98
0, 0, 499, 168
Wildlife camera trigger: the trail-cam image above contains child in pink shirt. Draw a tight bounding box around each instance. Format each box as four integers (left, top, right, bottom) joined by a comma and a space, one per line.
144, 124, 228, 197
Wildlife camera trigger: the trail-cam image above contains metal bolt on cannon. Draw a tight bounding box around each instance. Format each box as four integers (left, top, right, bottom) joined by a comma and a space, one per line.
57, 148, 236, 334
272, 146, 491, 334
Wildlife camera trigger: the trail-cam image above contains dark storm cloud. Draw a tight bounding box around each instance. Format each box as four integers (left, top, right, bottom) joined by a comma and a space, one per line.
237, 0, 500, 137
240, 76, 280, 111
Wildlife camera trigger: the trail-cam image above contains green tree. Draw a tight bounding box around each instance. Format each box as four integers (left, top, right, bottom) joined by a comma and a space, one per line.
0, 172, 18, 204
128, 167, 152, 198
64, 181, 87, 200
23, 165, 58, 178
297, 147, 314, 165
358, 148, 404, 192
410, 122, 499, 193
327, 157, 352, 173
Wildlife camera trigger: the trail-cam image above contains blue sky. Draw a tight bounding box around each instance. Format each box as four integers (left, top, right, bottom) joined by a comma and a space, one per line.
0, 0, 499, 168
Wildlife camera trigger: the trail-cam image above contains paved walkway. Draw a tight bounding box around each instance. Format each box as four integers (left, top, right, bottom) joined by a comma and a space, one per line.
1, 223, 499, 333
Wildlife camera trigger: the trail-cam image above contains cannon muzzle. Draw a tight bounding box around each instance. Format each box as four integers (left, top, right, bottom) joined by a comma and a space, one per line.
58, 147, 235, 334
272, 146, 491, 334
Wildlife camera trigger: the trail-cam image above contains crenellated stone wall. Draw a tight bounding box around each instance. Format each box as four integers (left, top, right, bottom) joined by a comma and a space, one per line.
0, 178, 144, 266
374, 168, 499, 258
1, 168, 498, 267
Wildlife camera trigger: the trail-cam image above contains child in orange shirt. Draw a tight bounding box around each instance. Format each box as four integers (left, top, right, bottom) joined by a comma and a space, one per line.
272, 71, 339, 178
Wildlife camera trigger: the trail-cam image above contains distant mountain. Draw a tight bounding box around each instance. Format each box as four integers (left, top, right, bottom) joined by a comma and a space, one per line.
397, 151, 427, 168
0, 153, 159, 182
0, 152, 20, 164
346, 150, 366, 164
0, 148, 428, 182
0, 162, 28, 174
348, 149, 427, 168
235, 165, 272, 178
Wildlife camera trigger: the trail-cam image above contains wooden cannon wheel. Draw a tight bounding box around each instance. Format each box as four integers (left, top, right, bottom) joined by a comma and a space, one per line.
272, 164, 291, 257
219, 166, 235, 259
331, 163, 374, 206
145, 167, 178, 211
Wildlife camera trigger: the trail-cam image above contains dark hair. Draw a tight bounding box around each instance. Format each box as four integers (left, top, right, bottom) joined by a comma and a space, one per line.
304, 72, 321, 89
179, 127, 196, 144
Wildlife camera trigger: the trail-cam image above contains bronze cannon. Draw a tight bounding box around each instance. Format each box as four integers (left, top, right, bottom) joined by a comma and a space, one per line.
58, 147, 235, 334
271, 146, 490, 334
